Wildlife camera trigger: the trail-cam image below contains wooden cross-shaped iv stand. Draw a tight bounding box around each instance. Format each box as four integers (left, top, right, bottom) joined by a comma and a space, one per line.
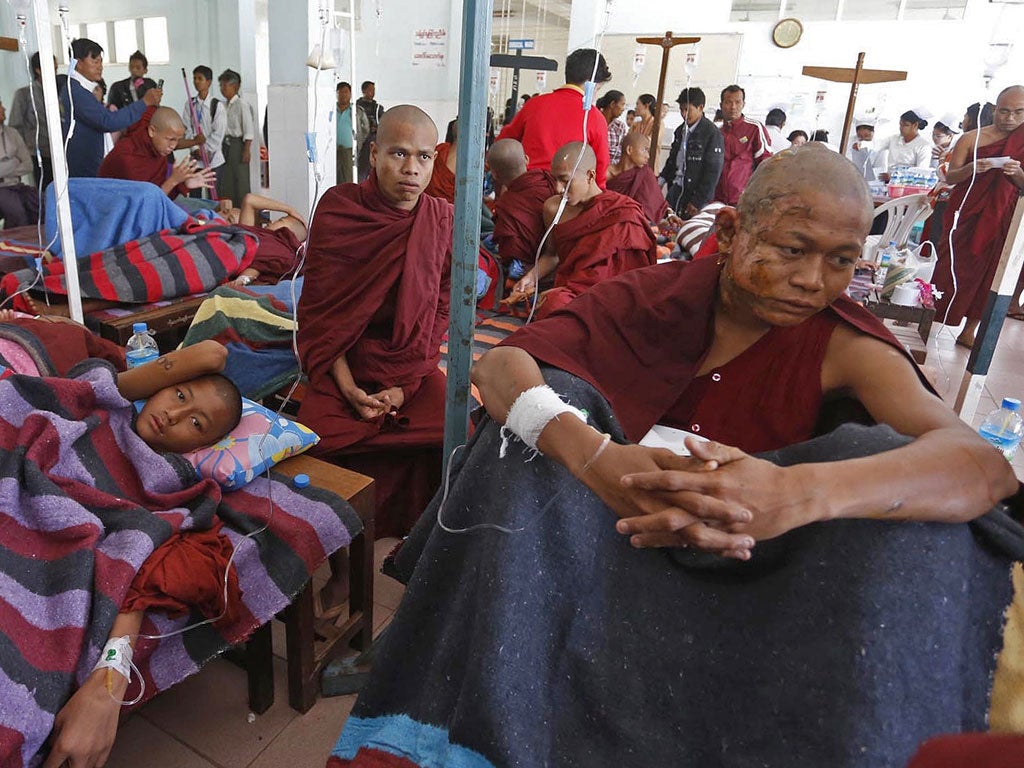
635, 31, 700, 170
802, 52, 906, 154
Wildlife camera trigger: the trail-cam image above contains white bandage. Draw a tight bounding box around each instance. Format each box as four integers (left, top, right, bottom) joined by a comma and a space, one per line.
94, 636, 134, 682
502, 385, 587, 454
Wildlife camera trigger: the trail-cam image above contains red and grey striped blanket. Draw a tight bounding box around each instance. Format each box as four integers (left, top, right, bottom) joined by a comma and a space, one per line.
0, 221, 257, 313
0, 361, 358, 767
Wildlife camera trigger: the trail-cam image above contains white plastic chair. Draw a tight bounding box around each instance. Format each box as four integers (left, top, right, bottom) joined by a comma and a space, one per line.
862, 193, 932, 263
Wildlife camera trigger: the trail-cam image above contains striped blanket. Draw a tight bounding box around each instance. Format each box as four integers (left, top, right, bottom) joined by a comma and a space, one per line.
181, 283, 525, 403
0, 221, 257, 313
0, 361, 360, 767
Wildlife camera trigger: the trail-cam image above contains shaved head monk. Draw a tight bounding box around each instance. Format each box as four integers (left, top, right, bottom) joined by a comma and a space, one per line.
424, 118, 457, 203
932, 84, 1024, 347
329, 143, 1020, 767
606, 132, 673, 224
297, 104, 450, 553
508, 141, 657, 319
99, 105, 215, 198
488, 138, 556, 272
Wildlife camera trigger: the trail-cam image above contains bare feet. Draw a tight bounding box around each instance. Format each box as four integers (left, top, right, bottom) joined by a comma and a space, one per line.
314, 548, 350, 623
955, 331, 975, 349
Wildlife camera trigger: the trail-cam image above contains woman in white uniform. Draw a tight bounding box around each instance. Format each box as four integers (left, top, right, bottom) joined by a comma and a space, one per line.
878, 110, 932, 181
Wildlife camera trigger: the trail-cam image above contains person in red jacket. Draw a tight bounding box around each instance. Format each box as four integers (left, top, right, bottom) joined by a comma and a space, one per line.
98, 106, 215, 198
497, 48, 612, 188
714, 84, 771, 205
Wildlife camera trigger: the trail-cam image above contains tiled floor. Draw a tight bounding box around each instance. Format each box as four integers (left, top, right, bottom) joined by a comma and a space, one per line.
105, 317, 1024, 768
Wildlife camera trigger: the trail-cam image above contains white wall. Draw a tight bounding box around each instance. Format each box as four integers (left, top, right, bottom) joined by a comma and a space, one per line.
567, 0, 1024, 147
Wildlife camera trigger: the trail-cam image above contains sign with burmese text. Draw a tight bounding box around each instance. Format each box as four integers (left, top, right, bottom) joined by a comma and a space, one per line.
412, 27, 448, 68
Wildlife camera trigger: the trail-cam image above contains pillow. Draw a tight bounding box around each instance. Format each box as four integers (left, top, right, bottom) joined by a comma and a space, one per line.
182, 398, 319, 490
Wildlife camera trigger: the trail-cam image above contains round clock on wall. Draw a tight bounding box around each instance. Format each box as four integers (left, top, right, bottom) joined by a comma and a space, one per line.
772, 17, 803, 49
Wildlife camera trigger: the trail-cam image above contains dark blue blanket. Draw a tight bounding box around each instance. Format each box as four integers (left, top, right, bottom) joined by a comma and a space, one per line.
329, 369, 1022, 768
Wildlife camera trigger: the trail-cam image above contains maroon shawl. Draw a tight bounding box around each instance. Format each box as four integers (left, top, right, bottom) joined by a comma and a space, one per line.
424, 143, 457, 204
492, 169, 556, 267
607, 165, 670, 223
237, 223, 302, 283
501, 256, 930, 442
296, 174, 452, 444
551, 190, 657, 297
933, 125, 1024, 323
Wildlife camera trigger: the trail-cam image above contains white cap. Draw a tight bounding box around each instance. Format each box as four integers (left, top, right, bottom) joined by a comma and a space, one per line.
935, 111, 961, 132
853, 115, 875, 128
907, 105, 934, 121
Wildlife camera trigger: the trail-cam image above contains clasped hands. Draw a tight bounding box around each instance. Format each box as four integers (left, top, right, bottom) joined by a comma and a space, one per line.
343, 384, 404, 421
582, 438, 815, 561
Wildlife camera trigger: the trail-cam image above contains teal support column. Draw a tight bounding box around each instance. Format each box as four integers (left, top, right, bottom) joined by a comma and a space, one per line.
443, 0, 493, 467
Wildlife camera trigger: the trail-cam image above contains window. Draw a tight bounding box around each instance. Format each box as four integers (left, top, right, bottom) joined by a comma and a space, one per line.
112, 19, 138, 63
902, 0, 967, 20
786, 0, 840, 21
142, 17, 170, 64
84, 22, 109, 55
729, 0, 784, 21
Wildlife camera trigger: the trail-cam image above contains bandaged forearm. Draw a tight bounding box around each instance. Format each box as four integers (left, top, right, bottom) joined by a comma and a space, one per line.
503, 385, 587, 452
94, 635, 134, 682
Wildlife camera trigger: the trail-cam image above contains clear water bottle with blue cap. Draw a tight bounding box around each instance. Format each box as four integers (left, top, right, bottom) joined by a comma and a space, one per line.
125, 322, 159, 368
979, 397, 1024, 461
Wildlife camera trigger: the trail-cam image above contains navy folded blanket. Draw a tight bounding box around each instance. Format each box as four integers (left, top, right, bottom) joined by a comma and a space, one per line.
330, 368, 1022, 768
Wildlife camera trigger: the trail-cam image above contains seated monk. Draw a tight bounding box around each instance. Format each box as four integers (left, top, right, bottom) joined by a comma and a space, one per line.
219, 193, 308, 285
488, 137, 556, 273
0, 316, 243, 768
507, 141, 657, 320
607, 132, 674, 225
424, 118, 458, 203
325, 145, 1022, 768
296, 106, 450, 573
98, 106, 216, 199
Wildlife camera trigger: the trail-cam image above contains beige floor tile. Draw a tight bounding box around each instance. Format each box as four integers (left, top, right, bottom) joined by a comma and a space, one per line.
373, 571, 406, 611
248, 693, 357, 768
138, 658, 296, 768
106, 715, 217, 768
373, 603, 394, 637
374, 536, 402, 571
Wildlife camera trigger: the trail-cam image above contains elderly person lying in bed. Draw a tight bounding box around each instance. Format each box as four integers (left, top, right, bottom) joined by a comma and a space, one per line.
0, 314, 242, 768
326, 145, 1022, 768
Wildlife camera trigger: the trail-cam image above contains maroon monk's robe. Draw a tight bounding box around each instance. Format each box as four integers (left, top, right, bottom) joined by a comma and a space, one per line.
501, 256, 931, 448
297, 173, 452, 537
933, 125, 1024, 324
607, 165, 670, 223
98, 106, 188, 199
539, 190, 657, 319
424, 142, 457, 204
234, 223, 301, 283
492, 169, 556, 268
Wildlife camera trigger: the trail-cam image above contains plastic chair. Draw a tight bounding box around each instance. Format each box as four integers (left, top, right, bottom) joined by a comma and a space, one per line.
862, 193, 932, 263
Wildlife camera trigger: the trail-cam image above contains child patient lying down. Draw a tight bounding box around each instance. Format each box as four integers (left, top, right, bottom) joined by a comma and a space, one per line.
0, 313, 243, 768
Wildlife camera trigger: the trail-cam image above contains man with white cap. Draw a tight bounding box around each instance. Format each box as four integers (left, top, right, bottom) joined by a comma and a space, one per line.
931, 112, 961, 167
846, 118, 881, 181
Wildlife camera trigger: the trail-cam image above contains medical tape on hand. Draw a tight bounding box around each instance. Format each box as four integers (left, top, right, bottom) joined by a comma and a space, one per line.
94, 636, 134, 681
500, 385, 587, 457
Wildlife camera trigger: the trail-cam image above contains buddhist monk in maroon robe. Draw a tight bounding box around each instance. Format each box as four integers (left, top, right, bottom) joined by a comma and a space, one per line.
607, 132, 672, 224
933, 85, 1024, 348
507, 142, 657, 319
488, 138, 556, 269
98, 106, 215, 198
473, 142, 1016, 561
424, 141, 456, 203
221, 193, 307, 284
297, 105, 450, 548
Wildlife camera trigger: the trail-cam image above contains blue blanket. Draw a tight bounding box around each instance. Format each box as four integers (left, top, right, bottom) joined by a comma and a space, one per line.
330, 369, 1023, 768
45, 178, 188, 257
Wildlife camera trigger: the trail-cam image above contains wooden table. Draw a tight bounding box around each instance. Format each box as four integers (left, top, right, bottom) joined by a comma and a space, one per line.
85, 294, 209, 347
244, 454, 376, 714
864, 299, 936, 364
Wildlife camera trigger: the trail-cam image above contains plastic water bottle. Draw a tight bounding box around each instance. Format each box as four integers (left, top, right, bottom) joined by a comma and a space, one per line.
877, 241, 897, 286
125, 322, 159, 368
979, 397, 1024, 461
